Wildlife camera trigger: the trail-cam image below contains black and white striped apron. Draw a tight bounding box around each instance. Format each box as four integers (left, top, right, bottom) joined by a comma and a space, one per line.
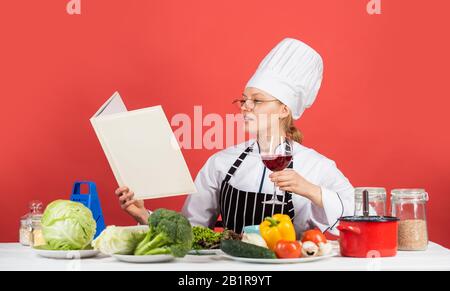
219, 143, 295, 233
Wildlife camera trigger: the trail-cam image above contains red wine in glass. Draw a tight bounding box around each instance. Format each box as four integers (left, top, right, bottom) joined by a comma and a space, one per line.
262, 155, 293, 172
259, 136, 293, 205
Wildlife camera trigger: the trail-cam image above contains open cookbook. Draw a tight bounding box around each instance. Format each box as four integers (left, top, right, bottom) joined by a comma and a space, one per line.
90, 92, 197, 200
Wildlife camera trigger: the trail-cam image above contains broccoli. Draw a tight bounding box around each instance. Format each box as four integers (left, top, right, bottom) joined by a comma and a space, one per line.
134, 208, 193, 257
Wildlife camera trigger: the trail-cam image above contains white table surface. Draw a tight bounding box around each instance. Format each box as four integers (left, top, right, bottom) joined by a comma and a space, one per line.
1, 242, 449, 271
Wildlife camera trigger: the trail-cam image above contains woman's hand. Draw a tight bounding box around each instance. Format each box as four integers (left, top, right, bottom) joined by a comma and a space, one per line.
115, 186, 149, 225
269, 169, 323, 207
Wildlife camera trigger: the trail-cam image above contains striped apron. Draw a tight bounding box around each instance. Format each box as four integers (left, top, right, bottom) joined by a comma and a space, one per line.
219, 143, 295, 233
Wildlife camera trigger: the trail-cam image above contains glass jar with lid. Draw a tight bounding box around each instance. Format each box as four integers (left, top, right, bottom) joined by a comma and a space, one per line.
31, 216, 45, 247
29, 201, 44, 247
19, 215, 32, 246
391, 189, 429, 251
19, 200, 45, 247
354, 187, 387, 217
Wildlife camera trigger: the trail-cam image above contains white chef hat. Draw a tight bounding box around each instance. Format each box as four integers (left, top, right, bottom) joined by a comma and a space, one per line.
246, 38, 324, 120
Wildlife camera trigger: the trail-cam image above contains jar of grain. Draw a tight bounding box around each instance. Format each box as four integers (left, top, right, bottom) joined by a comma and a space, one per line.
31, 216, 45, 247
19, 215, 32, 246
355, 187, 387, 216
391, 189, 429, 251
19, 200, 43, 246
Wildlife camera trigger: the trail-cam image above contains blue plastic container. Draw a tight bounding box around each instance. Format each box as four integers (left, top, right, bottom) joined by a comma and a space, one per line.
69, 181, 106, 238
243, 225, 260, 235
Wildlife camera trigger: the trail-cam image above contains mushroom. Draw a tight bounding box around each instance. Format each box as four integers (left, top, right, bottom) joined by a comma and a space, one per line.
301, 241, 319, 257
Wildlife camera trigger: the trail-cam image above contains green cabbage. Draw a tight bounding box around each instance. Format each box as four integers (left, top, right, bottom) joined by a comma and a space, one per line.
92, 225, 148, 255
41, 200, 96, 250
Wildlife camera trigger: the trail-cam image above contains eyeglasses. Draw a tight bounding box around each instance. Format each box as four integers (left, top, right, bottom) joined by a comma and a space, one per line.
232, 98, 280, 110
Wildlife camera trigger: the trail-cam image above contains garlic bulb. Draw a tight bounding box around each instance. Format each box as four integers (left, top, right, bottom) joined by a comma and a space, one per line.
241, 233, 268, 248
318, 242, 333, 256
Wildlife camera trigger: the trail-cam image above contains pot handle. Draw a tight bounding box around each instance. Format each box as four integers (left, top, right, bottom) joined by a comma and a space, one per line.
337, 225, 361, 234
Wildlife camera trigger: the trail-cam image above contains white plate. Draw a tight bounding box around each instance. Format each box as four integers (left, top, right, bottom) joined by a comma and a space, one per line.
221, 252, 338, 264
33, 248, 99, 259
188, 249, 223, 255
112, 254, 174, 263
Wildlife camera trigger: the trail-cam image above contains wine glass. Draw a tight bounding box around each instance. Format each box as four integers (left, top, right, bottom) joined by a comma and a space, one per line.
260, 136, 293, 205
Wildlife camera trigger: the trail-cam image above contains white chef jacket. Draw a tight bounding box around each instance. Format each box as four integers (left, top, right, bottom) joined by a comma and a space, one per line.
181, 139, 355, 236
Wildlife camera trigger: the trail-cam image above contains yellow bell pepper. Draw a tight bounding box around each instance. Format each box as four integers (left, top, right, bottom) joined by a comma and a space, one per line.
259, 214, 296, 250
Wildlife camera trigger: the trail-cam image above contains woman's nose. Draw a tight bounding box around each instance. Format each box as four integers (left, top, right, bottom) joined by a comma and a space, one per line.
241, 107, 252, 115
241, 103, 252, 113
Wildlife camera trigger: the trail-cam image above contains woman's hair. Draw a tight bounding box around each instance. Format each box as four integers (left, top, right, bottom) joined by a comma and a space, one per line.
283, 113, 303, 144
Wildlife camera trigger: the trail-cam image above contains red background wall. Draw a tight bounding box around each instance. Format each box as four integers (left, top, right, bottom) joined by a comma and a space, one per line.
1, 1, 449, 246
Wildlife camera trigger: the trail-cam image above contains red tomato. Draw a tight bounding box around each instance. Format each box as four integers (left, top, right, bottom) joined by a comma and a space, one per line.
301, 229, 327, 244
274, 240, 302, 259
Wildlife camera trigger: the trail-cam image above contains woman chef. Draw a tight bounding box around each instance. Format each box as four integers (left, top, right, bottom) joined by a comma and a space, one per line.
115, 38, 355, 236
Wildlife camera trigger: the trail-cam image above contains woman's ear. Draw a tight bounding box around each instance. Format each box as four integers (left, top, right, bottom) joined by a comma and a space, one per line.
279, 104, 290, 119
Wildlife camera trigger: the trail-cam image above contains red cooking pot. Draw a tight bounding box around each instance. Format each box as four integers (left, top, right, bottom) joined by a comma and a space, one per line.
337, 216, 399, 258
